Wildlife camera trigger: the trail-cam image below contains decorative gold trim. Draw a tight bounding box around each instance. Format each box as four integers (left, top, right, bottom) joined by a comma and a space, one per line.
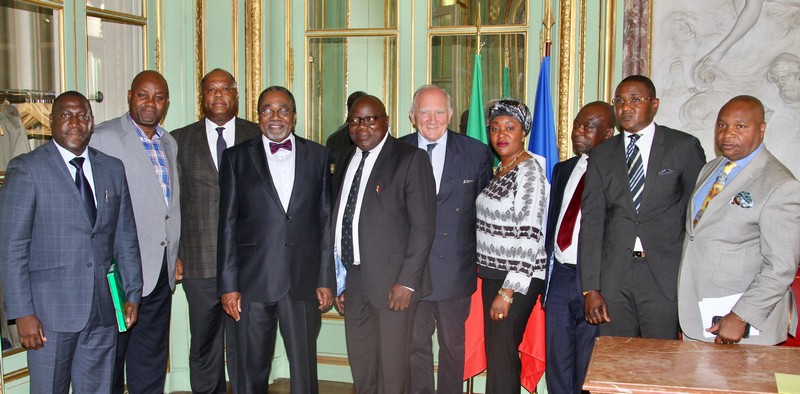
286, 1, 292, 88
232, 0, 238, 83
602, 0, 616, 102
646, 0, 653, 77
578, 0, 587, 107
317, 355, 351, 366
195, 0, 205, 120
85, 7, 147, 24
59, 5, 66, 92
245, 0, 261, 121
3, 367, 29, 384
557, 0, 576, 161
155, 0, 162, 73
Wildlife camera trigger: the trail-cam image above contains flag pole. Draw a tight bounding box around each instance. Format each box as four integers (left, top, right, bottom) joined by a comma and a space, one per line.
544, 0, 554, 57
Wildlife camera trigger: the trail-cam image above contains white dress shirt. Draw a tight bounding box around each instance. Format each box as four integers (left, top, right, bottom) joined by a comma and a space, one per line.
553, 154, 588, 266
54, 142, 96, 205
334, 132, 389, 267
622, 121, 655, 252
262, 134, 296, 212
416, 131, 447, 193
205, 117, 236, 170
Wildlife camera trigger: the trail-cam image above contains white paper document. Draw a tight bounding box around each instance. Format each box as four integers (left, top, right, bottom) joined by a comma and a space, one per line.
698, 293, 760, 338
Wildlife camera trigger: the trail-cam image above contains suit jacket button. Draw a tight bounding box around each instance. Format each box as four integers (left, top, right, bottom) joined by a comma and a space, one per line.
443, 232, 448, 237
87, 263, 92, 267
455, 208, 461, 213
439, 255, 444, 259
165, 215, 170, 220
689, 236, 694, 241
286, 215, 291, 220
160, 241, 166, 246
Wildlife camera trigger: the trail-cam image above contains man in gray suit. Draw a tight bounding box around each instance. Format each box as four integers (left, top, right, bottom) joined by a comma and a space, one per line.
399, 85, 493, 394
678, 95, 800, 345
0, 92, 142, 392
172, 68, 259, 393
580, 75, 706, 339
91, 70, 181, 393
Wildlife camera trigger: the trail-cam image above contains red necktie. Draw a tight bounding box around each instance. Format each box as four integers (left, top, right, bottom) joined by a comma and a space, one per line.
556, 174, 585, 251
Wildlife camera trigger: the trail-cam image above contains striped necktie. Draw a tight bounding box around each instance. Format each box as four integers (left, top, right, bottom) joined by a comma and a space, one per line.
693, 161, 737, 225
626, 133, 645, 212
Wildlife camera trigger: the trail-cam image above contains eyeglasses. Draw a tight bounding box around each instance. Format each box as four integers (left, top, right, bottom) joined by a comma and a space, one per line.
259, 107, 294, 118
611, 97, 653, 106
203, 86, 236, 95
346, 115, 387, 126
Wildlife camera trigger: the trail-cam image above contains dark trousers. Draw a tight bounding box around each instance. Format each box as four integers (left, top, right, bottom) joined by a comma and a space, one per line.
481, 276, 543, 394
409, 295, 471, 394
545, 260, 598, 394
184, 277, 238, 394
345, 268, 417, 394
113, 255, 173, 394
237, 294, 321, 394
600, 257, 679, 339
28, 287, 116, 394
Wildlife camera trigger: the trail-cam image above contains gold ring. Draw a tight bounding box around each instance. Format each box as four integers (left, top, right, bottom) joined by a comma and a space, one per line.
498, 313, 504, 319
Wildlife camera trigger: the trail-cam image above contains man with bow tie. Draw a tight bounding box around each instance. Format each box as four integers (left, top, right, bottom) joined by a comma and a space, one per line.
217, 86, 335, 393
678, 95, 800, 345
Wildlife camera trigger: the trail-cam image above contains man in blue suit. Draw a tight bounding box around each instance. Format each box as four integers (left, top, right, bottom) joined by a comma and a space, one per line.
400, 85, 493, 394
0, 92, 142, 393
544, 102, 614, 394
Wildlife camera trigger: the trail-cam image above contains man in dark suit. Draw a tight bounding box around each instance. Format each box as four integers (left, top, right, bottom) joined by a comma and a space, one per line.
91, 70, 181, 393
218, 86, 334, 393
0, 92, 142, 392
399, 85, 492, 394
544, 102, 614, 394
579, 75, 706, 339
326, 91, 367, 167
333, 95, 436, 394
172, 68, 260, 393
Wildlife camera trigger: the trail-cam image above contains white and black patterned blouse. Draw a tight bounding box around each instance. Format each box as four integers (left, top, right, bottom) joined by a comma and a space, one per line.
476, 155, 548, 295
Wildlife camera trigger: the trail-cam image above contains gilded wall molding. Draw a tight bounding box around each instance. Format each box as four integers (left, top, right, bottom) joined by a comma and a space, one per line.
578, 0, 586, 107
602, 0, 616, 101
245, 0, 261, 121
557, 0, 575, 161
194, 0, 205, 119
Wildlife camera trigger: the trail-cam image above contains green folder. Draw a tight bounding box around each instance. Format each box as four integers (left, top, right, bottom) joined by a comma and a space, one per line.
106, 260, 128, 332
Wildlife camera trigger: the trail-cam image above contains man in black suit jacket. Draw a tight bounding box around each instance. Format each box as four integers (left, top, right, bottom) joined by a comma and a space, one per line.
218, 86, 334, 393
544, 102, 614, 394
579, 75, 706, 339
333, 95, 436, 394
399, 85, 492, 394
172, 69, 260, 393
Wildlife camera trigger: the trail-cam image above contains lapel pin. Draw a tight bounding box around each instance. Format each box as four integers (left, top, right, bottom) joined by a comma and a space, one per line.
376, 185, 381, 195
105, 190, 109, 202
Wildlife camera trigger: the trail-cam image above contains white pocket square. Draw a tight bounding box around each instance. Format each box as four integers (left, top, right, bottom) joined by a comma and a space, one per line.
463, 179, 475, 184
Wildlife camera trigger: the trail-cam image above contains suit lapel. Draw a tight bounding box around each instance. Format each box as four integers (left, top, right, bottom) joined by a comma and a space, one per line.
249, 137, 286, 213
610, 136, 637, 214
438, 131, 459, 199
332, 147, 356, 228
697, 151, 765, 228
121, 116, 168, 209
194, 120, 218, 174
639, 126, 665, 212
90, 149, 113, 229
287, 136, 307, 211
45, 142, 95, 228
234, 117, 257, 145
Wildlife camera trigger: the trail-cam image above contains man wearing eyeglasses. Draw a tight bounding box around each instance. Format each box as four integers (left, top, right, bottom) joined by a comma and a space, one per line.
579, 75, 706, 339
217, 86, 335, 393
171, 69, 260, 393
332, 95, 436, 394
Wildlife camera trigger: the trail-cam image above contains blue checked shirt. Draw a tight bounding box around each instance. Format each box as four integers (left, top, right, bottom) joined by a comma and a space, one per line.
128, 114, 171, 207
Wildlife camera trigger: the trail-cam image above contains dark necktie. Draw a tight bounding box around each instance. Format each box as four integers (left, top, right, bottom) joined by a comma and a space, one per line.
341, 151, 369, 268
215, 127, 226, 169
269, 139, 293, 154
626, 133, 645, 212
556, 174, 585, 251
69, 157, 97, 225
426, 143, 437, 162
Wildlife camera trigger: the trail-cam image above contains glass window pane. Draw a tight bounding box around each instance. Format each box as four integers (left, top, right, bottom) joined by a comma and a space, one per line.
431, 0, 527, 27
431, 33, 526, 132
308, 0, 397, 30
86, 0, 143, 16
307, 36, 397, 144
87, 17, 144, 123
0, 1, 60, 92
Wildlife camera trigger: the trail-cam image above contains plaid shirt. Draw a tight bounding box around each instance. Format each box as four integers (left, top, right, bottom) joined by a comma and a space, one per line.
128, 114, 171, 207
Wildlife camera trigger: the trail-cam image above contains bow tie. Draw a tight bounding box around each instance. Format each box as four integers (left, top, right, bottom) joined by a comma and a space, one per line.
269, 139, 292, 154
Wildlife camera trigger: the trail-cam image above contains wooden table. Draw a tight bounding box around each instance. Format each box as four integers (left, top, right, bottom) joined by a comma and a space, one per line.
583, 336, 800, 393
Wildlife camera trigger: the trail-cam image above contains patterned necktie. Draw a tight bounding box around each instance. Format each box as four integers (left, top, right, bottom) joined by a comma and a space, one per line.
269, 139, 293, 154
69, 157, 97, 225
426, 143, 437, 162
341, 151, 370, 268
626, 133, 645, 212
556, 174, 585, 251
215, 127, 226, 169
693, 161, 737, 225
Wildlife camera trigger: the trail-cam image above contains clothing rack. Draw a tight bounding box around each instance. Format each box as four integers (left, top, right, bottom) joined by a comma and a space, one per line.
0, 88, 57, 104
